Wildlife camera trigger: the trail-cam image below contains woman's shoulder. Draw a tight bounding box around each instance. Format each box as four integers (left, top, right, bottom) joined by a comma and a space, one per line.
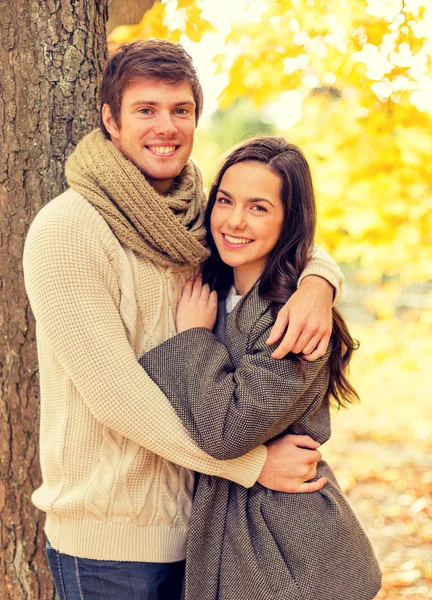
228, 287, 276, 350
236, 286, 273, 321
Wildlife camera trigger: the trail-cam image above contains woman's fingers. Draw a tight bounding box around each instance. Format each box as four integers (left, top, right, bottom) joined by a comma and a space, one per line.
209, 290, 218, 307
192, 275, 215, 306
200, 282, 211, 303
191, 274, 203, 301
181, 277, 194, 301
176, 274, 217, 332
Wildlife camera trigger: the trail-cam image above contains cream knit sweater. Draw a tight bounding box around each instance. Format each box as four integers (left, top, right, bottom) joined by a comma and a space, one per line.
23, 189, 343, 563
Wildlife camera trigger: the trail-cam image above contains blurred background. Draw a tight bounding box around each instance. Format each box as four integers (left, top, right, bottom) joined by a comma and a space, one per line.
110, 1, 432, 597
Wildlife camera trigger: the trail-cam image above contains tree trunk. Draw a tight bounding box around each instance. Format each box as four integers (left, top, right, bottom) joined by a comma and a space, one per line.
107, 0, 157, 35
0, 1, 108, 598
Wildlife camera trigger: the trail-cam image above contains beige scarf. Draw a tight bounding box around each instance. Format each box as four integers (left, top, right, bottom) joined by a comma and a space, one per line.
65, 129, 209, 268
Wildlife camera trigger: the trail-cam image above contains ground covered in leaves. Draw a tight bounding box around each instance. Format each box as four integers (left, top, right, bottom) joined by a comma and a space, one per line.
323, 320, 432, 599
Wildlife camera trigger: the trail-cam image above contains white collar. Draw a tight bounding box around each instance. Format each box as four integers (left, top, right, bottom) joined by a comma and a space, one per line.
225, 286, 243, 314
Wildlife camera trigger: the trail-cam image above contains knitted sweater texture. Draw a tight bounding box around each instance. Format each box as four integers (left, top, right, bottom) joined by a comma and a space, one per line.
23, 189, 343, 562
23, 190, 267, 562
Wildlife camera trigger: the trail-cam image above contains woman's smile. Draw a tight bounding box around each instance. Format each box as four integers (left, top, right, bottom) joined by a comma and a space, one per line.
221, 233, 254, 248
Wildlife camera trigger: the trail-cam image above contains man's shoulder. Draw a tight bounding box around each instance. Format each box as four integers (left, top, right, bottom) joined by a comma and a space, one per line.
27, 189, 116, 244
32, 189, 100, 227
24, 188, 119, 264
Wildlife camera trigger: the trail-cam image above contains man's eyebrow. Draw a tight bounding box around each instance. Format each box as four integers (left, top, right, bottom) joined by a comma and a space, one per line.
129, 100, 196, 108
130, 100, 158, 107
217, 188, 275, 207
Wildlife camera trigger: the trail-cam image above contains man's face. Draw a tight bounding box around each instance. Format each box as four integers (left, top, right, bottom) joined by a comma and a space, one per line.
102, 78, 196, 194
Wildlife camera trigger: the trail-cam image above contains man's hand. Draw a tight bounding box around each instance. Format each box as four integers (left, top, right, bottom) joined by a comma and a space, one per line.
176, 275, 218, 334
257, 434, 326, 493
266, 275, 333, 361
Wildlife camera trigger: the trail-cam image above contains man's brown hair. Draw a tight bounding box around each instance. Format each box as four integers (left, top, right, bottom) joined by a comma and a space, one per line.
100, 38, 204, 138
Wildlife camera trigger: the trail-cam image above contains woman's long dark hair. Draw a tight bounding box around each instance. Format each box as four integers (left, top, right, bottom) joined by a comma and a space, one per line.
202, 136, 359, 409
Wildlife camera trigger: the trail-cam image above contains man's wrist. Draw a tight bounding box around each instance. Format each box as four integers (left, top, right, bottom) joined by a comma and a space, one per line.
220, 444, 267, 488
299, 274, 334, 297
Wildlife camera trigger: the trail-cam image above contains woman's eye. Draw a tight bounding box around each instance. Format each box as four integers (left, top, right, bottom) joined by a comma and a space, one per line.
217, 197, 231, 205
251, 204, 267, 212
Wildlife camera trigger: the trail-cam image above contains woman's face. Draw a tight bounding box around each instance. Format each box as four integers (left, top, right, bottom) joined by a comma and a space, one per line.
210, 161, 285, 289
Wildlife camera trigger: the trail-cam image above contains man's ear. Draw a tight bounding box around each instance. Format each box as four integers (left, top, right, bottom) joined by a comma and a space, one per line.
102, 104, 120, 143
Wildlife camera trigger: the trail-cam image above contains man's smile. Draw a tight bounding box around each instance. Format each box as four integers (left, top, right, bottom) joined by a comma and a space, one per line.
145, 145, 179, 156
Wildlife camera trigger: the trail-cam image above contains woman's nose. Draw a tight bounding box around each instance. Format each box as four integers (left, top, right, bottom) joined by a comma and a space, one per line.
227, 209, 247, 230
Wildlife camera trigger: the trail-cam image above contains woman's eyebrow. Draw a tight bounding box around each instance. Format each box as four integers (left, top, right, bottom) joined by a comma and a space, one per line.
217, 188, 233, 198
247, 197, 274, 207
218, 188, 274, 207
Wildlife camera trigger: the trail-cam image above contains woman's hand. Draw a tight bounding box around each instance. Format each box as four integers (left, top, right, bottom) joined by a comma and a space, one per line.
176, 274, 218, 334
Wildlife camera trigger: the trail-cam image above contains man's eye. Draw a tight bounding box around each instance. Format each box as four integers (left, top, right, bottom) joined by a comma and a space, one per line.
175, 108, 188, 115
139, 108, 152, 115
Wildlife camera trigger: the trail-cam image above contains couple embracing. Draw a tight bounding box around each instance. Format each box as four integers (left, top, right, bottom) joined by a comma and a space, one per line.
23, 39, 381, 600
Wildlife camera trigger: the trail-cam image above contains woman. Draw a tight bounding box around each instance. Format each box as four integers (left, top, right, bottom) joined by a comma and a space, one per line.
140, 137, 381, 600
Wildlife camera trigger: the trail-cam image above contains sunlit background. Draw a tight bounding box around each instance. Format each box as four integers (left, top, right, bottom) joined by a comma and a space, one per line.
110, 1, 432, 597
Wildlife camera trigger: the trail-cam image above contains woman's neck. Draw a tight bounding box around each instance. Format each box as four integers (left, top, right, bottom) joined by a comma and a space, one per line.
233, 264, 262, 295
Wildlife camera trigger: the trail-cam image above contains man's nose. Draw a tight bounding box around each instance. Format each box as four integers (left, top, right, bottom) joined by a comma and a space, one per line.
153, 113, 178, 136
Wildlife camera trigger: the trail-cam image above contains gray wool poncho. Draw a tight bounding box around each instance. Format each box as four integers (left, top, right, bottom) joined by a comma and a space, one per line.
140, 286, 381, 600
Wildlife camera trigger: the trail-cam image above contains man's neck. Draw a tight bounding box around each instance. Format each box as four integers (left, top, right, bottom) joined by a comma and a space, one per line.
147, 177, 175, 195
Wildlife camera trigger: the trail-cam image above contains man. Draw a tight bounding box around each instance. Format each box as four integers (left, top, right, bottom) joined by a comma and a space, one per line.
23, 40, 343, 599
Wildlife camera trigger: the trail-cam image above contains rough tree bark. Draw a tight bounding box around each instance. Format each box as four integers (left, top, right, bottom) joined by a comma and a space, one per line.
107, 0, 157, 35
0, 1, 108, 598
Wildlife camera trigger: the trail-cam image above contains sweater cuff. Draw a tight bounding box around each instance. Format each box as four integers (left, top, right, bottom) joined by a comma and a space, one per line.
298, 245, 344, 305
298, 263, 344, 305
219, 444, 267, 488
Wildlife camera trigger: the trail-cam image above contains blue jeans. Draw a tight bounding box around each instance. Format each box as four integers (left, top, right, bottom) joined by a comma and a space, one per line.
46, 540, 185, 600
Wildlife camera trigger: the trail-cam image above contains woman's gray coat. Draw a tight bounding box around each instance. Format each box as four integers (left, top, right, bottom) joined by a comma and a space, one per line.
139, 287, 381, 600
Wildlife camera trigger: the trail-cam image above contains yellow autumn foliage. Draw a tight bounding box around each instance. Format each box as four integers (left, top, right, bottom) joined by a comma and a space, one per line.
108, 0, 213, 50
216, 0, 432, 285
